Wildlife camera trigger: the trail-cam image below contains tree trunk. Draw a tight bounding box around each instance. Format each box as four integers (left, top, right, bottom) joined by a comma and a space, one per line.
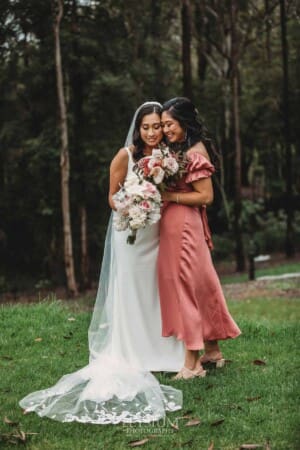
230, 0, 245, 271
181, 0, 193, 99
151, 0, 163, 100
265, 0, 271, 63
53, 0, 78, 295
280, 0, 294, 257
70, 0, 90, 287
195, 0, 209, 95
0, 150, 4, 195
80, 205, 89, 288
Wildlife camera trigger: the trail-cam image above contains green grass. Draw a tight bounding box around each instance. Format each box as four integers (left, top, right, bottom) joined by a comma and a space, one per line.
0, 297, 299, 450
220, 262, 300, 284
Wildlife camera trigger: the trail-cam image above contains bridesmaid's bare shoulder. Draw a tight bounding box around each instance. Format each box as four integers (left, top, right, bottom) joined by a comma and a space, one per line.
187, 142, 211, 162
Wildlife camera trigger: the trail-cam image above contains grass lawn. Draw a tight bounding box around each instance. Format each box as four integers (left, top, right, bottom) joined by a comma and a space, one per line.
0, 286, 299, 449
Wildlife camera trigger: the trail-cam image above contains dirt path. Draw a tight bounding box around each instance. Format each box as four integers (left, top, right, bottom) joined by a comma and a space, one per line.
223, 276, 300, 301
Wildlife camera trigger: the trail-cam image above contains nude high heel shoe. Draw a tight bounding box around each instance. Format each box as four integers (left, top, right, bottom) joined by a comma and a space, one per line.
172, 366, 207, 380
199, 351, 225, 368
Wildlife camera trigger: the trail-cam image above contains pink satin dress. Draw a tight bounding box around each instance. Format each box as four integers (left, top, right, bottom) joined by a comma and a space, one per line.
158, 152, 241, 350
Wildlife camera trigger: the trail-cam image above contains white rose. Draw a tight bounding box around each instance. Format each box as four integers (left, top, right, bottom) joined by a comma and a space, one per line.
163, 157, 179, 175
148, 211, 161, 224
150, 166, 165, 184
113, 214, 129, 231
152, 149, 163, 158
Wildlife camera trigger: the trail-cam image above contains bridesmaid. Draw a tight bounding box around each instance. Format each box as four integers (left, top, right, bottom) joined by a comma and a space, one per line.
158, 97, 241, 380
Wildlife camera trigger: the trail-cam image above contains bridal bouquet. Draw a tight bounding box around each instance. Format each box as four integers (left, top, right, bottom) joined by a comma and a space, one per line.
134, 145, 185, 190
113, 174, 161, 244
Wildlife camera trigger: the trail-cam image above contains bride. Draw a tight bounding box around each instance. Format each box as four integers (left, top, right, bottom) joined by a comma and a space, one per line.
19, 102, 184, 424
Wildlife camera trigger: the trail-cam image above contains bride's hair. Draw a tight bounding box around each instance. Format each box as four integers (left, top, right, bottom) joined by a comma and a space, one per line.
132, 103, 162, 161
162, 97, 219, 167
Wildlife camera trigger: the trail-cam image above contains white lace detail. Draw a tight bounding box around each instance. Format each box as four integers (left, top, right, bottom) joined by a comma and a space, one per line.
20, 355, 182, 424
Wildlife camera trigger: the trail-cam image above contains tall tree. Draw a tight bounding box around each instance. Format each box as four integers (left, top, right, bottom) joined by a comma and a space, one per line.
199, 1, 246, 270
230, 0, 245, 271
53, 0, 78, 295
69, 0, 90, 287
279, 0, 294, 257
265, 0, 272, 63
181, 0, 193, 99
194, 0, 209, 92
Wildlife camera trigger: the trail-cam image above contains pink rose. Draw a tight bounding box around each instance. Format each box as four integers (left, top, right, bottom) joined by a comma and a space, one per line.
143, 181, 157, 194
140, 200, 151, 210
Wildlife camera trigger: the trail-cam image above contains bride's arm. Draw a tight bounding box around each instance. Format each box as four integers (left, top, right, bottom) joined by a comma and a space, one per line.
108, 148, 129, 210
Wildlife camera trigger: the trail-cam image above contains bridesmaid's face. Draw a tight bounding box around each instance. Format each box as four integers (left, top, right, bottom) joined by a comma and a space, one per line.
161, 111, 185, 143
140, 113, 163, 148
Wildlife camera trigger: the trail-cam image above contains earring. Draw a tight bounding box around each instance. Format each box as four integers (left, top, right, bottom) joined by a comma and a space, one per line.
184, 130, 188, 141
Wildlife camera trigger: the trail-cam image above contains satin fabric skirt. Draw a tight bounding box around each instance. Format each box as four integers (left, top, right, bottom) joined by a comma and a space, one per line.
158, 203, 241, 350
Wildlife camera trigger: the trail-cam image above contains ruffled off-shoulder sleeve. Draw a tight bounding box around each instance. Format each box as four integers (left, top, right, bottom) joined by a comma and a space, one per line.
185, 152, 215, 183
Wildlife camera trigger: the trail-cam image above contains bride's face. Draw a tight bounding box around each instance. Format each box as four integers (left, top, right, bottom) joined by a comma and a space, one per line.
140, 113, 163, 148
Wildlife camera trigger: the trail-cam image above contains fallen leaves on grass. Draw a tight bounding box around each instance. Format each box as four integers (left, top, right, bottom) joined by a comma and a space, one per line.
34, 337, 42, 342
0, 429, 38, 445
185, 418, 201, 427
208, 442, 214, 450
170, 421, 179, 431
223, 403, 243, 411
239, 445, 264, 449
246, 396, 262, 402
0, 388, 11, 394
3, 417, 19, 426
252, 359, 266, 366
210, 418, 225, 427
128, 438, 149, 447
67, 317, 76, 321
63, 331, 73, 339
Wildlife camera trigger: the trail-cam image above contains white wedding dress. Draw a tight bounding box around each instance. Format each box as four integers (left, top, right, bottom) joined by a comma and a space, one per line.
19, 147, 184, 424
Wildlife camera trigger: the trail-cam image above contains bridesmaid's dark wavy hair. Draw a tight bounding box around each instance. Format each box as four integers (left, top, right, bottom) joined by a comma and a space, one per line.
132, 103, 162, 161
162, 97, 220, 168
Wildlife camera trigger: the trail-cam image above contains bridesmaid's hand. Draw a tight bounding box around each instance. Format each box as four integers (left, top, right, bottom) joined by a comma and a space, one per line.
161, 191, 175, 202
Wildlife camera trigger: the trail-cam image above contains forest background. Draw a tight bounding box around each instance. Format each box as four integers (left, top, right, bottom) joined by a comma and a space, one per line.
0, 0, 299, 296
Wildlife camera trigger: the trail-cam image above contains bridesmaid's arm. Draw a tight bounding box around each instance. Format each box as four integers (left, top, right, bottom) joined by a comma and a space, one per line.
108, 148, 129, 210
161, 178, 213, 207
162, 143, 214, 207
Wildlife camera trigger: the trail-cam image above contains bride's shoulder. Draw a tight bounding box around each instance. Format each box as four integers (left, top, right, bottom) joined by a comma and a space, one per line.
187, 142, 210, 161
110, 146, 135, 168
115, 145, 134, 157
117, 145, 135, 157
